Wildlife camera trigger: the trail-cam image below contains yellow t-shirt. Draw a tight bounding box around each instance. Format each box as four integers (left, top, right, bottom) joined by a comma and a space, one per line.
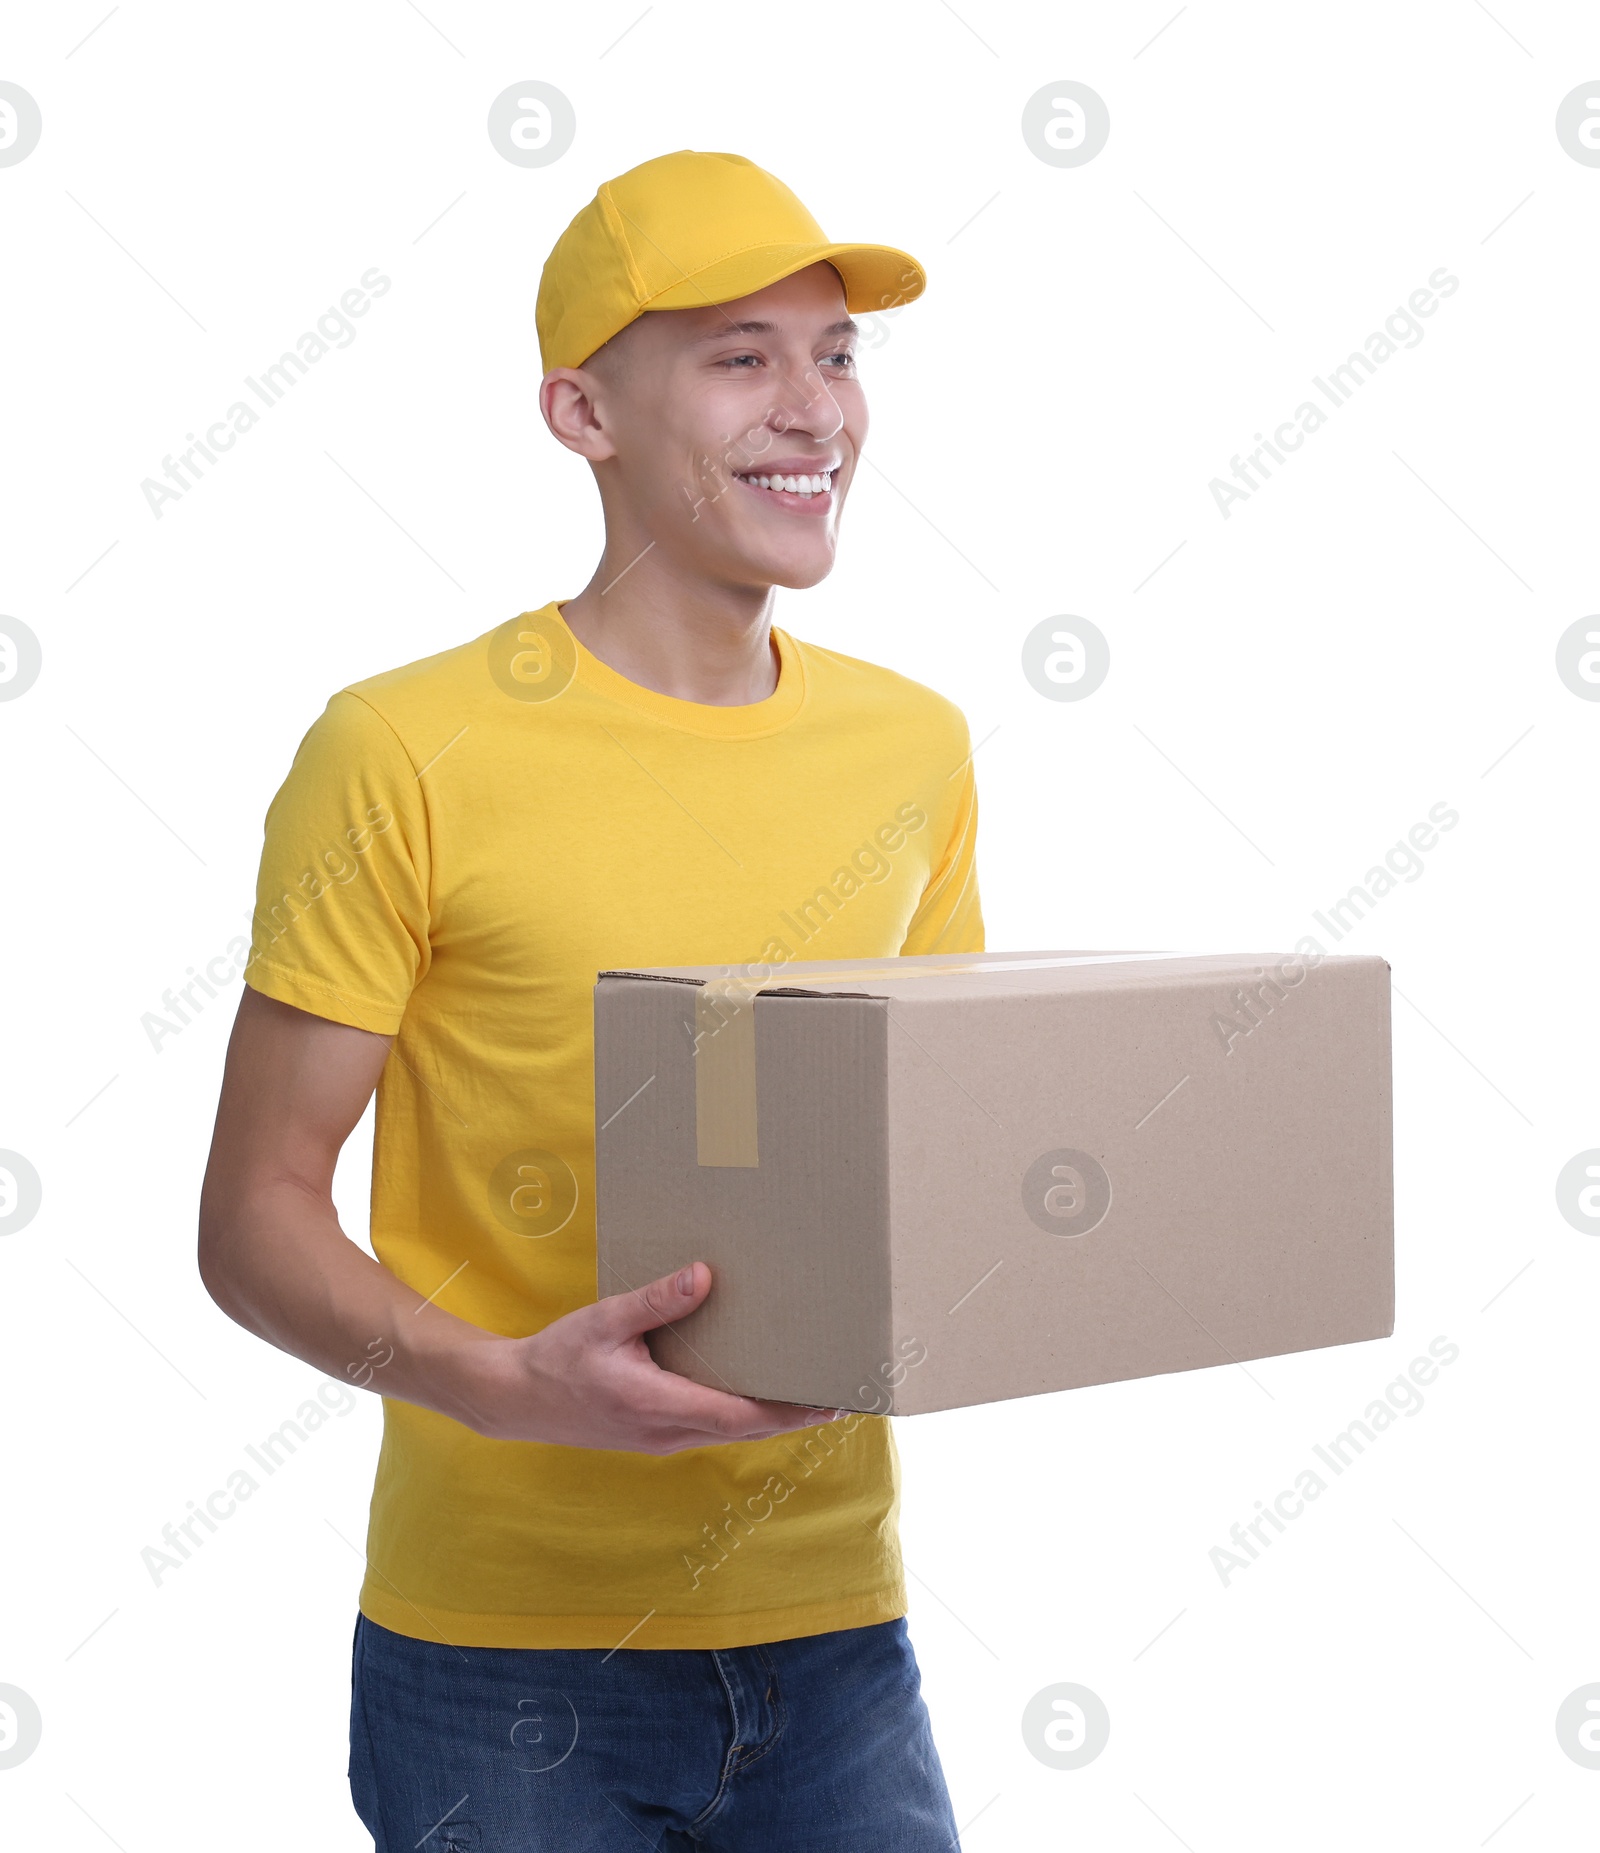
244, 599, 983, 1649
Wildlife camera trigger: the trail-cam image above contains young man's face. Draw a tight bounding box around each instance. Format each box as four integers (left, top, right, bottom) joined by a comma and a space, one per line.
569, 261, 867, 593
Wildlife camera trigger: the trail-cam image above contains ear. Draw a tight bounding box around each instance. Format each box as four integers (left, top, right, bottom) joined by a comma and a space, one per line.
540, 367, 619, 462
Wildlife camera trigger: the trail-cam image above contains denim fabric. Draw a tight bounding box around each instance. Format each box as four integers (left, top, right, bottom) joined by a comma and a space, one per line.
349, 1611, 961, 1851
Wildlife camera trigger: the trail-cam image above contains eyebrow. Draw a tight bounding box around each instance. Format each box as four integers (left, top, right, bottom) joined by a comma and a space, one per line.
690, 317, 859, 347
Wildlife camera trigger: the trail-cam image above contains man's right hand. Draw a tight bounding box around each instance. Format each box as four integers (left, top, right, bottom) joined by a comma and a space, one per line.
465, 1260, 842, 1453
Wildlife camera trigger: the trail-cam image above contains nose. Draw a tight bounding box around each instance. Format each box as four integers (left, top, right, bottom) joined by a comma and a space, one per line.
763, 354, 845, 447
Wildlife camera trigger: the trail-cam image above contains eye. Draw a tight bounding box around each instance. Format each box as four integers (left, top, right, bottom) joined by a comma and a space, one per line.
718, 353, 763, 368
820, 349, 857, 371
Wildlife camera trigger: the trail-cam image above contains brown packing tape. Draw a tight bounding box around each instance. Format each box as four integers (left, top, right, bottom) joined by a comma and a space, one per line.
695, 978, 760, 1167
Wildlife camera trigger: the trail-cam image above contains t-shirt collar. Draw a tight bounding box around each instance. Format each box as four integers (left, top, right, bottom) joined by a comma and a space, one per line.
546, 599, 807, 739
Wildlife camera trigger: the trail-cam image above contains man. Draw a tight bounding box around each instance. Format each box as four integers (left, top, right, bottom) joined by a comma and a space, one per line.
199, 149, 982, 1851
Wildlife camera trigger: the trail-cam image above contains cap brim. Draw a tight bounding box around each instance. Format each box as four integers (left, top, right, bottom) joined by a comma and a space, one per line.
642, 241, 925, 319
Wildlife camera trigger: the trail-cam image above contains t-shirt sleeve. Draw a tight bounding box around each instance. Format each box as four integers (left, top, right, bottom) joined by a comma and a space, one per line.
243, 690, 432, 1035
900, 746, 985, 957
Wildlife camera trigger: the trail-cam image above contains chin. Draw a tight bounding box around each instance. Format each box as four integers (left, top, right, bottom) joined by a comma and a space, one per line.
765, 560, 835, 591
739, 543, 838, 592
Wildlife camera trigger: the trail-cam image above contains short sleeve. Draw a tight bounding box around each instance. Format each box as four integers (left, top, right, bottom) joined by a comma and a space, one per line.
243, 691, 432, 1035
900, 752, 984, 956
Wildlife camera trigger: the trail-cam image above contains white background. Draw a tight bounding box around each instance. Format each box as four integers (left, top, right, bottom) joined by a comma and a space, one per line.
3, 1, 1598, 1846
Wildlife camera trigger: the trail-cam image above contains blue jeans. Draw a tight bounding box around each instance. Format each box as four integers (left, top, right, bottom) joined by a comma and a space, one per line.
349, 1612, 961, 1851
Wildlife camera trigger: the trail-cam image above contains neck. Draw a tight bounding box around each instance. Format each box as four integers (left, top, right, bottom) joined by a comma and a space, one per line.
559, 543, 781, 706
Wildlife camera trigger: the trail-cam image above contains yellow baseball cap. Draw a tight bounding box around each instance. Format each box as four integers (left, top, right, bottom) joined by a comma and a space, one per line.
536, 149, 926, 373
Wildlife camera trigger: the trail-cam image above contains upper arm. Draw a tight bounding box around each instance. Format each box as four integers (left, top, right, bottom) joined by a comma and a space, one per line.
201, 688, 430, 1289
198, 985, 392, 1273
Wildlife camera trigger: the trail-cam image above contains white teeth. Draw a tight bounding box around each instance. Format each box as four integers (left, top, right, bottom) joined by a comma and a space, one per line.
738, 470, 832, 495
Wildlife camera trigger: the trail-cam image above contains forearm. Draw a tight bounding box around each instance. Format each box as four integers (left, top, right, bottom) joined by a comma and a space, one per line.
199, 1178, 504, 1431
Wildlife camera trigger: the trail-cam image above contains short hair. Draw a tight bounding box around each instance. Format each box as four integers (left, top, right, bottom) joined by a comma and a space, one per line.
577, 322, 638, 386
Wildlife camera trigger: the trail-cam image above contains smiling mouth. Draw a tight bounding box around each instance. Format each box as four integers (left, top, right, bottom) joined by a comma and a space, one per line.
732, 469, 835, 498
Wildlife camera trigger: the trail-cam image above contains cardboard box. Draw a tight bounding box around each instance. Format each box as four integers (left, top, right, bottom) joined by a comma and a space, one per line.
593, 950, 1394, 1415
